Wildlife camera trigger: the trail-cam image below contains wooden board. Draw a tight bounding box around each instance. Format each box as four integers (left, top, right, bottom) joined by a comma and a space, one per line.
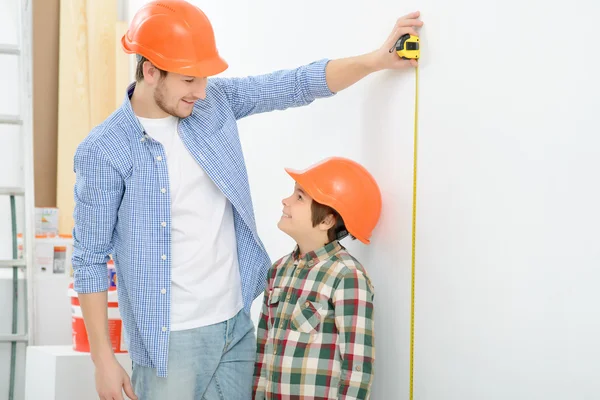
56, 0, 119, 234
56, 0, 90, 234
32, 0, 60, 208
87, 0, 117, 127
115, 21, 130, 108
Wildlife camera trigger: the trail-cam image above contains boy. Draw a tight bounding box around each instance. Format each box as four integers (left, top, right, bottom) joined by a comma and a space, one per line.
253, 156, 382, 399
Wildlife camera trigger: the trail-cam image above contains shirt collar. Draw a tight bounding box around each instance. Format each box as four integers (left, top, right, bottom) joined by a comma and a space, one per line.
291, 240, 343, 268
119, 81, 211, 137
119, 82, 146, 138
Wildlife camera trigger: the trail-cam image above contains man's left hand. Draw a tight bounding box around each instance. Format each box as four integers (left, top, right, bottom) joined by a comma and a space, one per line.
371, 11, 424, 70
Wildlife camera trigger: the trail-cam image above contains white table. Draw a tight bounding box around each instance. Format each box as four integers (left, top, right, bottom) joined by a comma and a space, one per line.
24, 345, 132, 400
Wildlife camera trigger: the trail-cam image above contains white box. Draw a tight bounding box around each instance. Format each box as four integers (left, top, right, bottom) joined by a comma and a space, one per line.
33, 235, 73, 276
35, 207, 59, 237
24, 346, 133, 400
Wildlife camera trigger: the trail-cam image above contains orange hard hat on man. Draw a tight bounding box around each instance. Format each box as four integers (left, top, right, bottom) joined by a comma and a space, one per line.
285, 157, 383, 245
121, 0, 228, 77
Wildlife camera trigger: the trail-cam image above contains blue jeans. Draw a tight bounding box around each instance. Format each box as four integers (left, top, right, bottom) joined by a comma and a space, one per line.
131, 309, 256, 399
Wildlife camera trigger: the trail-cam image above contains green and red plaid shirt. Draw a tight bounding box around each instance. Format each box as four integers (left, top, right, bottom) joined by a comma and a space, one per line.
253, 240, 375, 399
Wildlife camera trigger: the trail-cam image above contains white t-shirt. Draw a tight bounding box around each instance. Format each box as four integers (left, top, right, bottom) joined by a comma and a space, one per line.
137, 115, 243, 331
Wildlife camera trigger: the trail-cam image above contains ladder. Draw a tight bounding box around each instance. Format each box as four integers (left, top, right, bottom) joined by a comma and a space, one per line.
0, 0, 35, 399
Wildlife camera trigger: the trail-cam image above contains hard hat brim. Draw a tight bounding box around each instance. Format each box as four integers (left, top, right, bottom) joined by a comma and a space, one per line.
121, 35, 229, 77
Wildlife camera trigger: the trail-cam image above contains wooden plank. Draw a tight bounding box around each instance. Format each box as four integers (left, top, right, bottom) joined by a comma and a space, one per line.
87, 0, 117, 127
115, 21, 130, 108
56, 0, 90, 234
33, 0, 60, 208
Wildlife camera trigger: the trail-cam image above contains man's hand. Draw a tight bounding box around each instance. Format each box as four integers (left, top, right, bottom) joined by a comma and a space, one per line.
95, 356, 137, 400
324, 11, 424, 92
373, 11, 424, 70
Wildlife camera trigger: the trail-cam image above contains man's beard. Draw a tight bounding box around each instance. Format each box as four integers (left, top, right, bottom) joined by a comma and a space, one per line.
153, 79, 190, 118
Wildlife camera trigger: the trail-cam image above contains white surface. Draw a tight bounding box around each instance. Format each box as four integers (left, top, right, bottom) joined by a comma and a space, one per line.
24, 346, 132, 400
0, 124, 24, 191
0, 54, 20, 117
0, 276, 27, 400
0, 0, 19, 46
31, 236, 73, 346
32, 274, 72, 346
1, 1, 35, 399
124, 0, 600, 398
0, 0, 587, 399
411, 1, 600, 398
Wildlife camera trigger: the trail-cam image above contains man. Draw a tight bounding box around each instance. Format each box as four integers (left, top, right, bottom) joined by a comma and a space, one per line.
71, 1, 422, 399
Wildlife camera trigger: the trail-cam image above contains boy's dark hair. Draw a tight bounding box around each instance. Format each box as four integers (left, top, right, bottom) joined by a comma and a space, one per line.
311, 201, 355, 243
135, 55, 168, 82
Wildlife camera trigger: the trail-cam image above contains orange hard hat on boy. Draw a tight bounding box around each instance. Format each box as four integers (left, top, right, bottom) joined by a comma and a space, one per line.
285, 157, 383, 245
121, 0, 228, 77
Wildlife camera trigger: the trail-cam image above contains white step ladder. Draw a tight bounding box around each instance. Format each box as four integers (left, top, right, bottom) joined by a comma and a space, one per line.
0, 0, 36, 399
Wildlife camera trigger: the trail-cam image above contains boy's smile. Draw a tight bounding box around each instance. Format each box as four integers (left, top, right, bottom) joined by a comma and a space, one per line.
278, 183, 335, 255
278, 184, 309, 230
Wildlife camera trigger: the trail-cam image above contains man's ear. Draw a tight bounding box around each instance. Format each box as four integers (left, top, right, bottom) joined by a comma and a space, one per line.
143, 61, 159, 84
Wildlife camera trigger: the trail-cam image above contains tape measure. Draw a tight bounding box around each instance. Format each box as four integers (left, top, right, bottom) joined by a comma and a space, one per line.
394, 33, 420, 60
409, 63, 418, 400
392, 32, 420, 400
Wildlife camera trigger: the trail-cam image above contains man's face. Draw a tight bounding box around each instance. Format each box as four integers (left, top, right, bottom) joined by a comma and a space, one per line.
149, 68, 207, 118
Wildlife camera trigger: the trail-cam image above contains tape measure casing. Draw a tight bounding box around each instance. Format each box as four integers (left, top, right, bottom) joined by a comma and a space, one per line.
395, 34, 420, 60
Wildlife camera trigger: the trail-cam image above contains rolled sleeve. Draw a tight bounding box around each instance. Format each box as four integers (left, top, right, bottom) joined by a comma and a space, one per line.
71, 139, 124, 294
210, 58, 335, 120
302, 58, 336, 98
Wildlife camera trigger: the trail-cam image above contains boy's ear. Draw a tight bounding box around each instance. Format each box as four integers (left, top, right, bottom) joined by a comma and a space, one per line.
319, 214, 336, 231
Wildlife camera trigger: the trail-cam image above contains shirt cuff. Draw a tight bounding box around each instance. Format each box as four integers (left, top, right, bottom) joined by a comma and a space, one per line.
73, 263, 110, 293
305, 58, 336, 98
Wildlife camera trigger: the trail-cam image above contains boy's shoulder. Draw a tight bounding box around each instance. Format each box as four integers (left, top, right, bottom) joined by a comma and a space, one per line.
268, 251, 294, 280
327, 246, 374, 289
270, 244, 373, 290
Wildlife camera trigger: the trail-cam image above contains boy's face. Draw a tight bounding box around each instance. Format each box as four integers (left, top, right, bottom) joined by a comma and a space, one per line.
278, 183, 332, 245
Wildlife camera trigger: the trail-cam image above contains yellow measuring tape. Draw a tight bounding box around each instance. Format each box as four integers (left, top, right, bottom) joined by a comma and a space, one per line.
410, 63, 418, 400
394, 33, 420, 400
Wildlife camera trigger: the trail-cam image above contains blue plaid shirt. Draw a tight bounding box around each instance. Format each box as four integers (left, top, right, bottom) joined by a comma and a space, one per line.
71, 58, 335, 377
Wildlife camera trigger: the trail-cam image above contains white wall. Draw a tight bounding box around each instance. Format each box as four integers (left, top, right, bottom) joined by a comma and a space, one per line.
130, 0, 599, 399
0, 0, 594, 399
412, 1, 600, 398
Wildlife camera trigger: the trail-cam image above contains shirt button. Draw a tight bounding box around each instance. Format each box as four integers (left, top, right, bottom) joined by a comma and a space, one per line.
305, 301, 310, 307
273, 348, 277, 355
157, 156, 162, 161
140, 137, 145, 142
355, 365, 362, 371
161, 222, 166, 227
161, 254, 166, 260
286, 294, 291, 301
162, 327, 167, 332
160, 289, 166, 294
160, 188, 166, 193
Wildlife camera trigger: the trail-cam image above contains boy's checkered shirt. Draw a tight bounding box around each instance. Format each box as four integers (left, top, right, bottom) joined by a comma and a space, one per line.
253, 240, 375, 399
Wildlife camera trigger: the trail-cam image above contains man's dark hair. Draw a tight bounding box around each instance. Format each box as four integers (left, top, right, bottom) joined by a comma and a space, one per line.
135, 55, 168, 82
